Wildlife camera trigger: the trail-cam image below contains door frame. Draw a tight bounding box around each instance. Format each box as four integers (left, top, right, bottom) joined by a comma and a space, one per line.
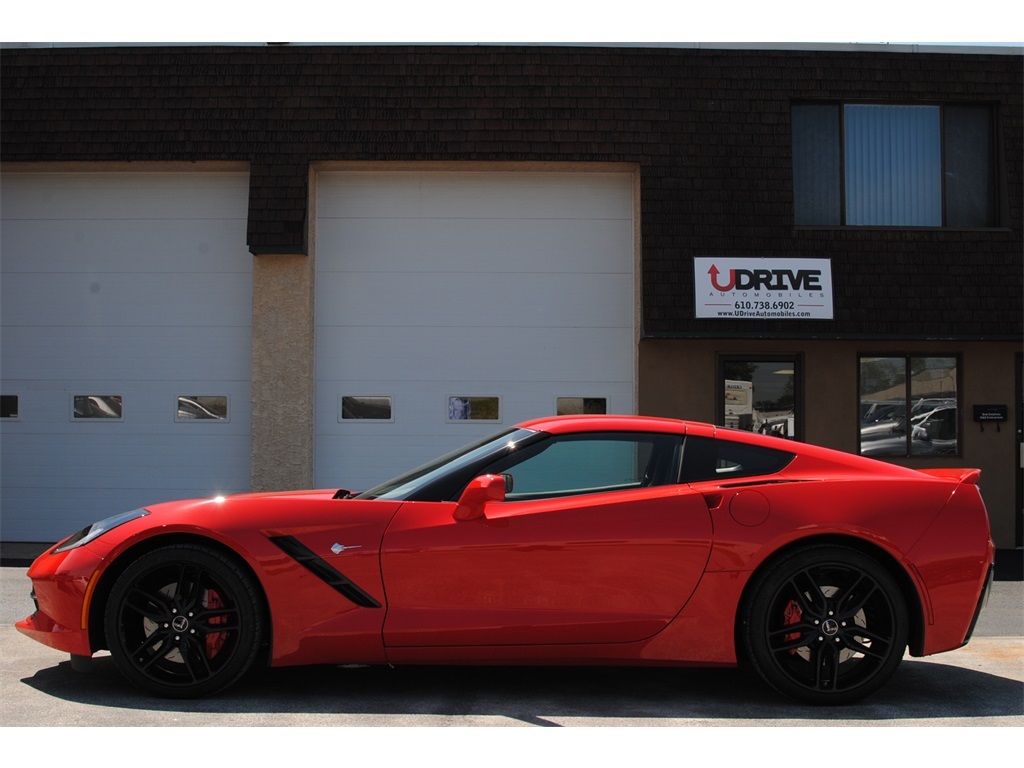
1016, 352, 1022, 548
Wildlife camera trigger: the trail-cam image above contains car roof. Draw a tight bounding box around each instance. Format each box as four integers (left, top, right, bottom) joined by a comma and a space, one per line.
518, 414, 699, 436
515, 414, 941, 481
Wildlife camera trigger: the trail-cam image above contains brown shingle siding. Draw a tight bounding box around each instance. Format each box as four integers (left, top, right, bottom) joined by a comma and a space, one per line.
2, 44, 1020, 339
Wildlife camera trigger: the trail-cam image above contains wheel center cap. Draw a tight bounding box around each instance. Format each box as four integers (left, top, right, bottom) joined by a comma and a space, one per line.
171, 615, 190, 633
821, 618, 840, 636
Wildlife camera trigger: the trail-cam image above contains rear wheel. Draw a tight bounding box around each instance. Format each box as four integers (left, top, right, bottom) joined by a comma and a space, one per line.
104, 543, 264, 698
742, 545, 908, 705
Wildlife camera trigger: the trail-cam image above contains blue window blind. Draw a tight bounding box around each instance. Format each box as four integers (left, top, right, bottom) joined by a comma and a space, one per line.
844, 105, 942, 226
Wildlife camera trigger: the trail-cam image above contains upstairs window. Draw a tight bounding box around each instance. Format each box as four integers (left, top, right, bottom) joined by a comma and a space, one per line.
792, 103, 996, 227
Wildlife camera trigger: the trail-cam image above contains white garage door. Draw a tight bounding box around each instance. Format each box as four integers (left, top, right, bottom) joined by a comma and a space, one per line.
315, 170, 636, 492
0, 171, 253, 541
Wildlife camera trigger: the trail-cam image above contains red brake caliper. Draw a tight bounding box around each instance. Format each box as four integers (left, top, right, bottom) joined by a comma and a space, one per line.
204, 589, 228, 658
783, 599, 802, 654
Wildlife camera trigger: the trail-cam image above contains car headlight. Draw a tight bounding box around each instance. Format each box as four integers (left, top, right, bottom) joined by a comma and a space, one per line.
52, 508, 149, 553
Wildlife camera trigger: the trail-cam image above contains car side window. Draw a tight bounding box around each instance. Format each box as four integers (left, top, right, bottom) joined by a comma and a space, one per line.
486, 432, 682, 501
680, 435, 794, 483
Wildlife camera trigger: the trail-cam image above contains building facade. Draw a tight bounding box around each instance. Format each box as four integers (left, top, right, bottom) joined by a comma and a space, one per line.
1, 44, 1021, 552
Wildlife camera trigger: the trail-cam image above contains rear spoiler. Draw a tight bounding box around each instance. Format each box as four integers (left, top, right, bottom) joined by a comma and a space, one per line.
918, 468, 982, 485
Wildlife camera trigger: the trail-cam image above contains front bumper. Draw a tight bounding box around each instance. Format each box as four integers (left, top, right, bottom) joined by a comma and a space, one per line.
14, 545, 103, 657
15, 609, 92, 656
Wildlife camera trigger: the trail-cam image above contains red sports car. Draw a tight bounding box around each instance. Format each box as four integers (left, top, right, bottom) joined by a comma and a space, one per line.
16, 415, 994, 704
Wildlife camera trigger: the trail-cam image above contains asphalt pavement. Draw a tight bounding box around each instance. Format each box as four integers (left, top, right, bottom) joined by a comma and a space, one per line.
1, 564, 1021, 731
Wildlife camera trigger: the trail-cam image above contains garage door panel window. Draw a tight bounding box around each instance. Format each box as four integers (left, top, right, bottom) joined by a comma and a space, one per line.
447, 396, 500, 423
1, 395, 18, 420
176, 396, 229, 422
73, 395, 123, 420
556, 397, 607, 415
341, 395, 394, 422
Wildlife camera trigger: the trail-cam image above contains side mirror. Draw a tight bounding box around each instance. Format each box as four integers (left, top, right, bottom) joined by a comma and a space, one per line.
453, 474, 507, 521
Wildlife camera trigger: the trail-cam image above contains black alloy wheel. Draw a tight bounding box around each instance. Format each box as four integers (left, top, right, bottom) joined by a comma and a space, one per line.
104, 543, 264, 698
743, 544, 908, 705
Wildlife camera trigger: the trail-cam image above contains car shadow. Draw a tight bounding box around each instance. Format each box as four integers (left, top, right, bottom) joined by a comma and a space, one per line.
19, 654, 1024, 724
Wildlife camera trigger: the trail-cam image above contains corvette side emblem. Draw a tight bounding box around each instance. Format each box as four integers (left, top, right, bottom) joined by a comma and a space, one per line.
331, 543, 362, 554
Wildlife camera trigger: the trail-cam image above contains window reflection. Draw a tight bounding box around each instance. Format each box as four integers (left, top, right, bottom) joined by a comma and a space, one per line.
177, 396, 228, 421
556, 397, 607, 416
1, 395, 17, 419
490, 433, 682, 501
721, 361, 797, 439
793, 103, 995, 227
859, 356, 958, 457
341, 396, 392, 421
447, 396, 500, 422
74, 395, 122, 419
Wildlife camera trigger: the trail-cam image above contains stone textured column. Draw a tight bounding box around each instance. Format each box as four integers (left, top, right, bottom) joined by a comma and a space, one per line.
251, 253, 315, 491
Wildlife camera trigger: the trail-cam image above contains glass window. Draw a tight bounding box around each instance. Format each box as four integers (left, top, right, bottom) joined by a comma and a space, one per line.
859, 356, 959, 457
1, 395, 18, 419
340, 395, 393, 421
720, 358, 800, 440
792, 103, 841, 226
845, 105, 942, 226
556, 397, 607, 415
681, 436, 795, 483
945, 105, 997, 227
73, 395, 122, 420
793, 103, 996, 227
356, 427, 537, 502
489, 432, 682, 501
176, 396, 228, 421
447, 396, 500, 423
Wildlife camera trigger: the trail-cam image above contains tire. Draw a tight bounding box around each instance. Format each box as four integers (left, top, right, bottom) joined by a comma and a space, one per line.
742, 544, 908, 705
104, 543, 264, 698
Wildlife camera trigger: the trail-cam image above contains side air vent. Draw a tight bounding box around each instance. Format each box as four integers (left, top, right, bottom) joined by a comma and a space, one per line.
718, 479, 808, 489
269, 535, 382, 608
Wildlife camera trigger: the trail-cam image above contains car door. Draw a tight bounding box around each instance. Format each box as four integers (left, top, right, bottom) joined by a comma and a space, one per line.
380, 431, 714, 647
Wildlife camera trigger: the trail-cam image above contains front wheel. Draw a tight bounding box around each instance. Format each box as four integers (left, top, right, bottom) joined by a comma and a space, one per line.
104, 543, 264, 698
742, 545, 908, 705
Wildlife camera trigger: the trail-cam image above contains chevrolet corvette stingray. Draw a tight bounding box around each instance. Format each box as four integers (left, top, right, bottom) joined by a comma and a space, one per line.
16, 415, 994, 704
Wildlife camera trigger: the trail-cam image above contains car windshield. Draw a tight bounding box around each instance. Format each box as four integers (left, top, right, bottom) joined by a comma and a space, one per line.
354, 427, 539, 501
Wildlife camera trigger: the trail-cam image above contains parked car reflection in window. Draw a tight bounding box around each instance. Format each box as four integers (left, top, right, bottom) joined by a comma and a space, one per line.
176, 396, 228, 421
73, 395, 122, 420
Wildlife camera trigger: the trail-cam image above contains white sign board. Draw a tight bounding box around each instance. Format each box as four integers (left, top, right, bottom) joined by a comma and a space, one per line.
694, 257, 834, 320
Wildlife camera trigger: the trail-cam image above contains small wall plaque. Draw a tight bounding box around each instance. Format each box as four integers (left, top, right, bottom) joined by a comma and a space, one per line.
973, 405, 1008, 422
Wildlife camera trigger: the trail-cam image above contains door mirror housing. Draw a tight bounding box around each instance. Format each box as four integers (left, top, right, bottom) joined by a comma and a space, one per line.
454, 474, 507, 521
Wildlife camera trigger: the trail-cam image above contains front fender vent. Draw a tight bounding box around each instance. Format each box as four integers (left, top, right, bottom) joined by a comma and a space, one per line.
269, 535, 381, 608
